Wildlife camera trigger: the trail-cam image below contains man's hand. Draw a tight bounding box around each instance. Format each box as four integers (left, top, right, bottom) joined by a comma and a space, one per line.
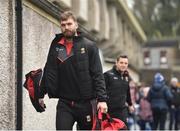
129, 105, 135, 113
97, 102, 108, 113
39, 98, 45, 108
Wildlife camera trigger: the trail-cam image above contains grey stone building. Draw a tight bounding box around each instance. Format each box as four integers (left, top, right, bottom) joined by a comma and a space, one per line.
0, 0, 146, 129
141, 39, 180, 85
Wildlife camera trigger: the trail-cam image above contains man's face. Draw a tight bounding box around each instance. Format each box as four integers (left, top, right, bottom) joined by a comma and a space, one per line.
60, 17, 78, 38
171, 81, 177, 87
116, 57, 128, 72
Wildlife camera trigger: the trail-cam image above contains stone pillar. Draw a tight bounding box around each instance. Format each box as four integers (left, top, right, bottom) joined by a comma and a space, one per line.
117, 16, 124, 49
108, 5, 119, 41
102, 3, 119, 50
72, 0, 88, 23
86, 0, 100, 32
0, 0, 16, 129
98, 0, 110, 40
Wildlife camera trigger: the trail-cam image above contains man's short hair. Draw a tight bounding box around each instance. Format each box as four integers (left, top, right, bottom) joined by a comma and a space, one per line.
171, 77, 178, 83
60, 11, 77, 22
116, 55, 128, 61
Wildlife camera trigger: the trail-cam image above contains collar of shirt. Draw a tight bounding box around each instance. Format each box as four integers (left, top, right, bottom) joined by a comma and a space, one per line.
58, 37, 73, 56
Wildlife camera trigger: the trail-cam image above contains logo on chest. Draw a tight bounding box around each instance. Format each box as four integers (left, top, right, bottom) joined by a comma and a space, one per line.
81, 47, 85, 54
56, 47, 73, 62
113, 77, 118, 80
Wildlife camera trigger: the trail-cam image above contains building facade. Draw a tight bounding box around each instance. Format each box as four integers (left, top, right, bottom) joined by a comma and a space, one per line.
0, 0, 146, 129
141, 39, 180, 85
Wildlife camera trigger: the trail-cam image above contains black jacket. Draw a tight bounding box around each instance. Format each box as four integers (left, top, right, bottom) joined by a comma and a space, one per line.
39, 33, 107, 102
147, 81, 173, 110
104, 66, 132, 109
170, 86, 180, 107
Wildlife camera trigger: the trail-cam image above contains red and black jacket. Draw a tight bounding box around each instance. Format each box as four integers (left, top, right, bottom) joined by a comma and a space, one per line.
24, 69, 45, 112
104, 66, 132, 109
39, 33, 107, 102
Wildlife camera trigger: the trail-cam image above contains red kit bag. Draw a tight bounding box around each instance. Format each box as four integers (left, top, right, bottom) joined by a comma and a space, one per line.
92, 111, 127, 130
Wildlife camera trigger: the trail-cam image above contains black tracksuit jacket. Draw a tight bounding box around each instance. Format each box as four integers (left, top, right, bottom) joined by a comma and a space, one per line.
39, 33, 107, 102
104, 66, 132, 109
104, 66, 132, 123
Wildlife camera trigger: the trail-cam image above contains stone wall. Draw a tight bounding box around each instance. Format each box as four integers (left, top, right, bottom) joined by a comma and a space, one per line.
22, 2, 60, 129
0, 0, 16, 129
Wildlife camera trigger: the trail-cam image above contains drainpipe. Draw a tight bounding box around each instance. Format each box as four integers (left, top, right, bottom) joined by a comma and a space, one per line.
15, 0, 23, 130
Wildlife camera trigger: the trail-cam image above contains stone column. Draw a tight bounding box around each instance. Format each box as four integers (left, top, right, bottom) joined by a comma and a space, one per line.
72, 0, 88, 23
0, 0, 16, 129
86, 0, 100, 32
98, 0, 110, 40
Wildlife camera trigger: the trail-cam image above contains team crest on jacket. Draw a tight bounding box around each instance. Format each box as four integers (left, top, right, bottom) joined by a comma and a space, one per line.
86, 115, 91, 122
81, 48, 85, 54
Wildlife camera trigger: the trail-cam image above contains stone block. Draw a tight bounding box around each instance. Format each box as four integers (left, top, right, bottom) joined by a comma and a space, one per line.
72, 0, 88, 23
98, 0, 110, 40
49, 0, 72, 9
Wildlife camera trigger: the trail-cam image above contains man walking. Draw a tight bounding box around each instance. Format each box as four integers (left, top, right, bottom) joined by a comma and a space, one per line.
38, 11, 107, 130
104, 55, 134, 126
147, 73, 173, 130
169, 77, 180, 130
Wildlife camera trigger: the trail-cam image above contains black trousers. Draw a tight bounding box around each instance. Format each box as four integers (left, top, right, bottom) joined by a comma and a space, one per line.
169, 107, 180, 130
56, 99, 94, 130
152, 108, 167, 130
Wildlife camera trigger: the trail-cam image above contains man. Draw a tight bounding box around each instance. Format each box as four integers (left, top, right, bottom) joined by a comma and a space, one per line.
169, 77, 180, 130
38, 11, 107, 130
104, 55, 134, 126
147, 73, 173, 130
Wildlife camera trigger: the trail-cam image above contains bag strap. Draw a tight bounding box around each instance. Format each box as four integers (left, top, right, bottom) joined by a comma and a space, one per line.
91, 99, 99, 130
97, 111, 115, 130
98, 111, 115, 126
98, 111, 111, 120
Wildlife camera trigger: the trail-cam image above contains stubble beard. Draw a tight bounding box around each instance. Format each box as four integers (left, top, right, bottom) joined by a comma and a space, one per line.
64, 30, 76, 41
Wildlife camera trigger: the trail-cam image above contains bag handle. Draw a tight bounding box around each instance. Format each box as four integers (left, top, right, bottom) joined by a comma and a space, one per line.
98, 111, 112, 121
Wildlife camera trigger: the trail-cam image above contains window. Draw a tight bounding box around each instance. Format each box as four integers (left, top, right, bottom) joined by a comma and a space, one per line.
143, 51, 151, 65
160, 50, 167, 64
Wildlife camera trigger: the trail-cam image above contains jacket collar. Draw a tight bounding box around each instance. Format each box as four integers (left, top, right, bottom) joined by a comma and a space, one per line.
112, 65, 122, 75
